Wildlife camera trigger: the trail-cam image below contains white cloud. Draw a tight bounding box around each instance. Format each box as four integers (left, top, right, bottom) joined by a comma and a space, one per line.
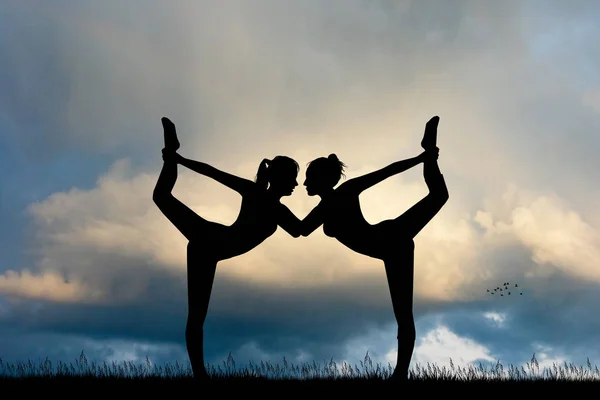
209, 340, 316, 374
529, 343, 567, 371
475, 185, 600, 283
483, 311, 507, 327
411, 325, 495, 368
0, 269, 95, 303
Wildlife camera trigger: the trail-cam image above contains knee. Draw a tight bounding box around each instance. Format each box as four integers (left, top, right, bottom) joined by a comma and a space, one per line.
186, 315, 204, 336
398, 326, 416, 342
397, 316, 416, 339
429, 183, 449, 206
436, 175, 449, 201
439, 187, 449, 204
152, 189, 170, 205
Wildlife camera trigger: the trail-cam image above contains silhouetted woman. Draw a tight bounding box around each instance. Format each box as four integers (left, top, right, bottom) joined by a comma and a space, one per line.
300, 116, 449, 381
153, 117, 303, 380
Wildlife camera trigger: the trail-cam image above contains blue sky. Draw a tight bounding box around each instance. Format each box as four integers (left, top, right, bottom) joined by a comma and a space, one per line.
1, 0, 600, 373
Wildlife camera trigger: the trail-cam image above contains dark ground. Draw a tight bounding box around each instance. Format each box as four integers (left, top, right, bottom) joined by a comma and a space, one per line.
2, 376, 599, 396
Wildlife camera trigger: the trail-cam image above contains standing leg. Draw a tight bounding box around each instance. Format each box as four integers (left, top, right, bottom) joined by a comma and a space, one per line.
186, 242, 218, 381
154, 165, 220, 381
378, 116, 447, 382
383, 243, 416, 382
380, 157, 447, 382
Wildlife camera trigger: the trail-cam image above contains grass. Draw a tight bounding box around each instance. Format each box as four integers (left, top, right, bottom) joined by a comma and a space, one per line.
1, 351, 599, 394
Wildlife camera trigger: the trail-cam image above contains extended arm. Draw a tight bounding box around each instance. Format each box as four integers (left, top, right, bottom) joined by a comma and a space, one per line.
343, 154, 424, 194
179, 157, 255, 196
277, 204, 303, 238
300, 202, 324, 237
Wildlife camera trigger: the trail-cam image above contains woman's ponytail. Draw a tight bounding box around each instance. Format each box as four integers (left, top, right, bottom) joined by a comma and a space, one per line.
255, 158, 271, 190
327, 153, 347, 181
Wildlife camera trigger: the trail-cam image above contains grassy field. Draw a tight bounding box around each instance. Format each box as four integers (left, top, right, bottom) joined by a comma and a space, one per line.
1, 351, 599, 394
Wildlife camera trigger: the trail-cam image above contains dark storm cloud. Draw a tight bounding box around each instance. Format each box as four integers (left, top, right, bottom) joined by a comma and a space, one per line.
0, 325, 188, 367
0, 237, 451, 366
1, 268, 395, 355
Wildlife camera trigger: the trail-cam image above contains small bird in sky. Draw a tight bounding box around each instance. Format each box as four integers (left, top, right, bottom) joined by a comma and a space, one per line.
487, 281, 523, 297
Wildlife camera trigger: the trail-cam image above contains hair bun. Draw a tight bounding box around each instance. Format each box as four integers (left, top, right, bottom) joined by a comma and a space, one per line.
327, 154, 338, 162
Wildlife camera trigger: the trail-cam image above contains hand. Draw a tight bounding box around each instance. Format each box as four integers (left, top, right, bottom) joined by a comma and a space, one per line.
418, 147, 439, 163
162, 148, 184, 164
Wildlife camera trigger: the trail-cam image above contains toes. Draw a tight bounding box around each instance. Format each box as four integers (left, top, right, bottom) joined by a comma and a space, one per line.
161, 117, 175, 130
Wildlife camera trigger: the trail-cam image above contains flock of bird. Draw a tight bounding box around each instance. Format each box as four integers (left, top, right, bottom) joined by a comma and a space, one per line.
487, 282, 522, 296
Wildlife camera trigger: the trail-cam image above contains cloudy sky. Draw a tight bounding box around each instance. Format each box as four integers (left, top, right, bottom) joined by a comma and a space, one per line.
1, 0, 600, 374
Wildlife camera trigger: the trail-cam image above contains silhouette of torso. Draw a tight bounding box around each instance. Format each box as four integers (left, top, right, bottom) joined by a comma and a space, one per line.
321, 183, 379, 258
201, 185, 279, 261
320, 182, 412, 260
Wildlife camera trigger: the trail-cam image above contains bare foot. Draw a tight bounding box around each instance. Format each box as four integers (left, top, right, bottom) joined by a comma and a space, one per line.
421, 116, 439, 151
162, 117, 180, 151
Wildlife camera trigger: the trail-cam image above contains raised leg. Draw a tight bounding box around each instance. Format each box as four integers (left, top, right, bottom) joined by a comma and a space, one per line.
389, 156, 448, 240
152, 160, 215, 241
